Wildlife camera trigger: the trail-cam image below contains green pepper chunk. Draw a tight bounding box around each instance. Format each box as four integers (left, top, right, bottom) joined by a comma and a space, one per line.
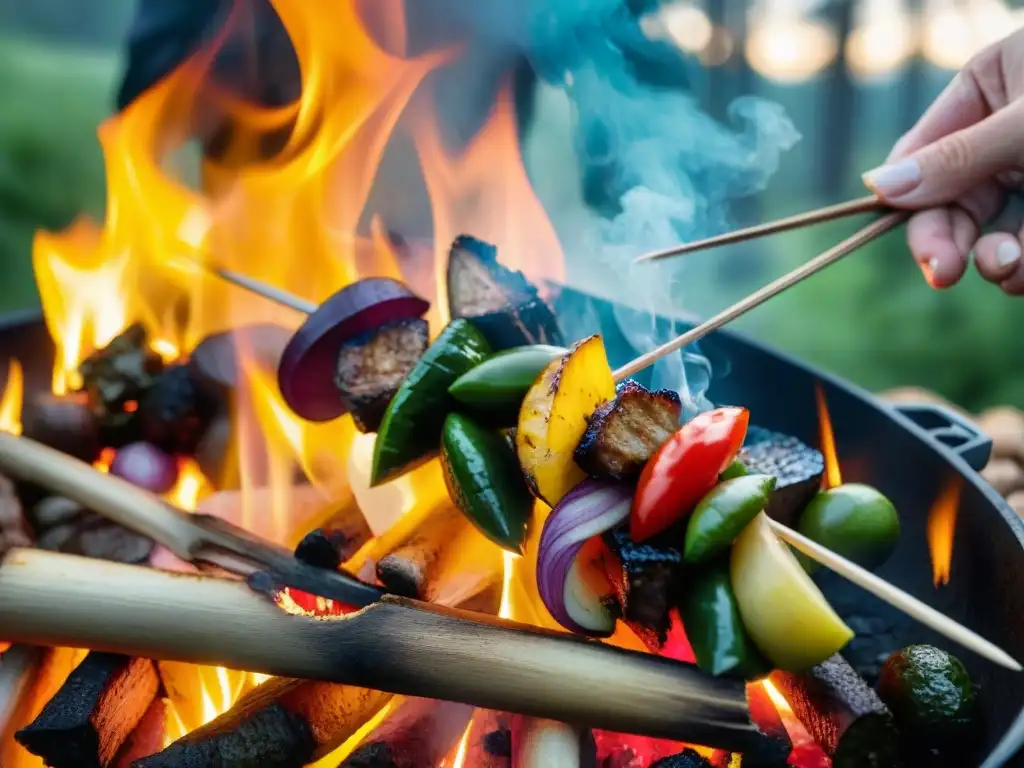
440, 412, 533, 554
795, 483, 900, 573
371, 319, 491, 486
680, 559, 771, 679
448, 345, 567, 427
684, 474, 776, 565
718, 459, 747, 481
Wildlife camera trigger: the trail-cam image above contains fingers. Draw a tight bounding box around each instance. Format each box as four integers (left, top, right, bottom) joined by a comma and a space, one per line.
906, 208, 973, 288
887, 69, 991, 161
865, 102, 1024, 208
975, 232, 1023, 283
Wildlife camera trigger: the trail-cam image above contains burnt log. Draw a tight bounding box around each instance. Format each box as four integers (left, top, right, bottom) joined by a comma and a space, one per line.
113, 699, 166, 767
375, 505, 469, 599
769, 654, 902, 766
15, 652, 160, 768
33, 496, 153, 564
136, 678, 392, 768
462, 710, 511, 768
339, 696, 473, 768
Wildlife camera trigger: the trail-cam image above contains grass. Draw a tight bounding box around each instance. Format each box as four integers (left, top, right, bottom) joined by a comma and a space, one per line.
0, 35, 118, 311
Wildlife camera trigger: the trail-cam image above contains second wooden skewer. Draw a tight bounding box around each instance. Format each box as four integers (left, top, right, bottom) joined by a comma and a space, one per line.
634, 195, 885, 263
613, 210, 910, 381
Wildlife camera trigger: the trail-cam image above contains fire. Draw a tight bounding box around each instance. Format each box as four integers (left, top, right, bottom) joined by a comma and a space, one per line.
927, 475, 962, 588
0, 360, 23, 435
449, 725, 472, 768
815, 383, 842, 488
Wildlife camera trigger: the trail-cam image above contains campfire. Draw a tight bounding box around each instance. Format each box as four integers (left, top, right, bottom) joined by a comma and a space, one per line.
0, 1, 1006, 767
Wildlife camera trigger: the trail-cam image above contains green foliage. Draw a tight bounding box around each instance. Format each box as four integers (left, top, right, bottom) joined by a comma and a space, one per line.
0, 36, 116, 311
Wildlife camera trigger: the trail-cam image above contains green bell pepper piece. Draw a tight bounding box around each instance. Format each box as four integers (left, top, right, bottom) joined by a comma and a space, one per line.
371, 319, 491, 486
684, 474, 776, 565
441, 412, 533, 554
795, 483, 900, 573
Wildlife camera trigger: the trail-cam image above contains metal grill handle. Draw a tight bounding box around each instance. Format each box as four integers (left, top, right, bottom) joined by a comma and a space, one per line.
889, 402, 992, 473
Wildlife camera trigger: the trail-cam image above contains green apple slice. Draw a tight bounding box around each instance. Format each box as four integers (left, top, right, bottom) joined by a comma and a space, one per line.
730, 512, 853, 672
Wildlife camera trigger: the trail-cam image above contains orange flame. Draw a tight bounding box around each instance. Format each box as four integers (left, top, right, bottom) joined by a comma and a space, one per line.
449, 725, 472, 768
927, 475, 962, 588
814, 382, 842, 488
0, 360, 23, 435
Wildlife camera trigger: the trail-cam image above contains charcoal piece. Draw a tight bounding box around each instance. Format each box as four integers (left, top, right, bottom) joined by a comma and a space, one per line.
649, 749, 713, 768
137, 677, 391, 768
15, 652, 159, 768
78, 324, 165, 448
445, 234, 564, 350
575, 380, 682, 481
32, 496, 85, 529
22, 391, 102, 464
770, 653, 902, 766
139, 364, 218, 455
35, 510, 153, 564
194, 412, 238, 489
602, 526, 684, 651
334, 318, 430, 433
112, 699, 165, 767
294, 529, 347, 570
484, 728, 511, 757
739, 734, 794, 768
188, 324, 292, 399
739, 426, 825, 527
375, 505, 467, 599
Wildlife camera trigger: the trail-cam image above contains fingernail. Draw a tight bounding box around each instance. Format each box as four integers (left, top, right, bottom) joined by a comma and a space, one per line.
863, 158, 922, 198
997, 241, 1021, 268
924, 257, 941, 286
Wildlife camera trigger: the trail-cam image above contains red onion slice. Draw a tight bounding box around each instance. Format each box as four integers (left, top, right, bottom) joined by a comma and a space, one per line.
537, 480, 633, 636
277, 278, 429, 422
109, 442, 179, 494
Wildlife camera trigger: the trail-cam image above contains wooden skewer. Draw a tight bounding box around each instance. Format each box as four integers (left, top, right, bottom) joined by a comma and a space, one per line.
769, 518, 1022, 672
634, 195, 885, 263
205, 263, 317, 315
613, 211, 909, 382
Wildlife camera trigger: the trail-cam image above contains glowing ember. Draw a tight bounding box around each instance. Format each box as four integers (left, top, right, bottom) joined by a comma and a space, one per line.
927, 475, 962, 588
814, 383, 842, 488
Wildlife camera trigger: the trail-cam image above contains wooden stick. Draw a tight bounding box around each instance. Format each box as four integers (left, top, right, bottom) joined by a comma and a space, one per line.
769, 518, 1022, 672
208, 264, 317, 315
0, 431, 385, 608
613, 212, 909, 382
0, 645, 42, 737
634, 196, 884, 263
0, 548, 760, 750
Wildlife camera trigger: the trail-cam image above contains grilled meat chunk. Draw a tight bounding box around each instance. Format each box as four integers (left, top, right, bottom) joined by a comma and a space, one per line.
445, 235, 564, 350
739, 426, 825, 526
603, 525, 684, 651
334, 318, 429, 433
575, 380, 682, 481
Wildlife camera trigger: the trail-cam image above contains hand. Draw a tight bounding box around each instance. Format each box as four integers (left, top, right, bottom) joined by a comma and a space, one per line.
863, 28, 1024, 294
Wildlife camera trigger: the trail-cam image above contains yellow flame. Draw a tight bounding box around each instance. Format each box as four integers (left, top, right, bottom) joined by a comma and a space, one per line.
927, 475, 962, 588
449, 725, 472, 768
0, 360, 23, 435
814, 383, 842, 488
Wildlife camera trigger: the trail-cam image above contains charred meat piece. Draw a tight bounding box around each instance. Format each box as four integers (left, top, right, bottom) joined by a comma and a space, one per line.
575, 381, 682, 481
334, 319, 429, 433
446, 235, 564, 350
738, 426, 824, 527
138, 364, 218, 455
602, 525, 684, 652
78, 323, 165, 447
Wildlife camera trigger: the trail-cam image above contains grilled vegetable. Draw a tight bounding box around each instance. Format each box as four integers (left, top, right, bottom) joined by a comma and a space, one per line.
139, 364, 218, 455
877, 645, 977, 751
574, 380, 682, 481
602, 526, 684, 651
371, 320, 491, 486
683, 475, 776, 565
738, 427, 824, 526
334, 318, 429, 433
78, 323, 164, 447
446, 235, 564, 350
448, 345, 566, 428
515, 335, 616, 506
719, 460, 747, 481
730, 513, 853, 671
278, 278, 430, 422
109, 442, 179, 494
631, 407, 749, 542
441, 413, 533, 554
679, 559, 770, 680
795, 484, 900, 573
536, 480, 632, 635
771, 654, 903, 767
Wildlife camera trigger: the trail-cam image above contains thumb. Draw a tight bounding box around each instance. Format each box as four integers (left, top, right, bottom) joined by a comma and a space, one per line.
863, 101, 1024, 207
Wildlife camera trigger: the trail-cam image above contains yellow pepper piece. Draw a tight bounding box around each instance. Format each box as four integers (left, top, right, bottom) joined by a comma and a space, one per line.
731, 512, 854, 672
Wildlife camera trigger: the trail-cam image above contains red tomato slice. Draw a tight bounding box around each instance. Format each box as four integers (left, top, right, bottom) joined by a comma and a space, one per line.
630, 406, 749, 542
